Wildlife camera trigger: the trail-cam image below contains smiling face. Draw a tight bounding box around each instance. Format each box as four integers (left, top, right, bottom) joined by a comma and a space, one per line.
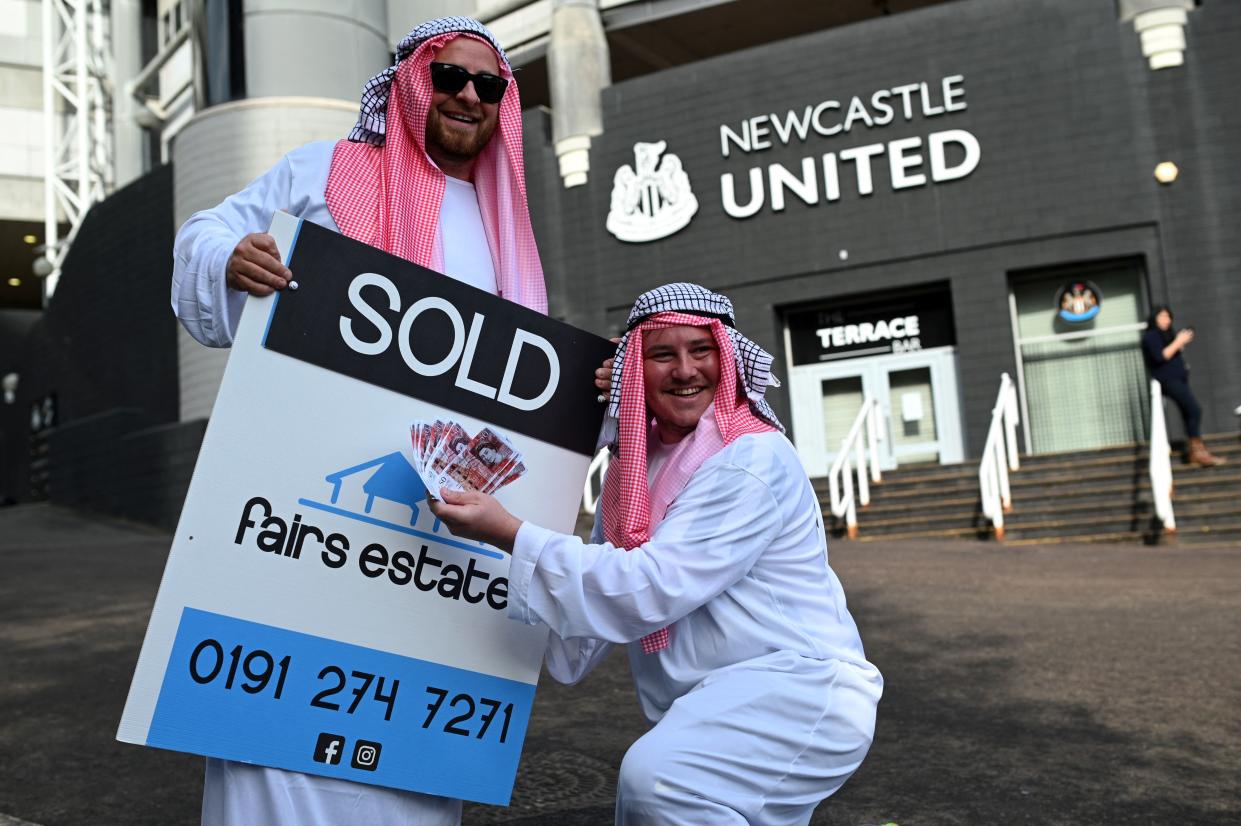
424, 36, 502, 178
643, 325, 721, 444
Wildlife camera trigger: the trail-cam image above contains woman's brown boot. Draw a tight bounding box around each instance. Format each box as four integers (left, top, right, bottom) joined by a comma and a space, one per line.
1187, 437, 1226, 466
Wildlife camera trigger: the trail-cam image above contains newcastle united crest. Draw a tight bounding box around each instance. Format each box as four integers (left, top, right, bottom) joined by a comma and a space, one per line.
1055, 280, 1102, 323
606, 141, 698, 243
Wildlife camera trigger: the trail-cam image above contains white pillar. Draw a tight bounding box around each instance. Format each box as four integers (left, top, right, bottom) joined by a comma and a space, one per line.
242, 0, 389, 100
111, 0, 146, 188
1118, 0, 1196, 71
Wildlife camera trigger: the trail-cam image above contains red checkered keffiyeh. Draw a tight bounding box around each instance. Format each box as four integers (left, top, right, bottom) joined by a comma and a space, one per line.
600, 312, 778, 653
324, 26, 546, 313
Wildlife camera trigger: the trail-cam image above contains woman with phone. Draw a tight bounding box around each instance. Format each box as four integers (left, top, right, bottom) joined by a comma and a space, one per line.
1142, 306, 1225, 466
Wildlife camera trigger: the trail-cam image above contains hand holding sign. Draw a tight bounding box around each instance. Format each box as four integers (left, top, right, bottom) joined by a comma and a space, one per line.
594, 341, 620, 394
429, 489, 522, 553
226, 232, 292, 295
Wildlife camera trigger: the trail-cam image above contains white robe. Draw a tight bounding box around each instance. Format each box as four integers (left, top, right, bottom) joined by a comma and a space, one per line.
172, 141, 339, 348
171, 141, 497, 348
512, 432, 883, 825
173, 140, 484, 826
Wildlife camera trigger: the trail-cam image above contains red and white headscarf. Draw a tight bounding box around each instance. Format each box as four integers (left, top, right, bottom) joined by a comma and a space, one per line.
324, 17, 546, 313
600, 284, 783, 653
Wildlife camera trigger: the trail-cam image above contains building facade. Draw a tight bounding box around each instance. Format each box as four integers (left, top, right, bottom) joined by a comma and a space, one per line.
0, 0, 50, 312
526, 0, 1240, 473
1, 0, 1236, 522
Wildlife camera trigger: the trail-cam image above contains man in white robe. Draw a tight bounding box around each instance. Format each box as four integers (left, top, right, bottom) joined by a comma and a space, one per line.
171, 16, 548, 826
432, 283, 884, 825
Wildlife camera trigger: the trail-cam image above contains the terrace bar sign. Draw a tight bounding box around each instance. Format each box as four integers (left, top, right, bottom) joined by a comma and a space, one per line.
787, 290, 956, 365
719, 75, 979, 218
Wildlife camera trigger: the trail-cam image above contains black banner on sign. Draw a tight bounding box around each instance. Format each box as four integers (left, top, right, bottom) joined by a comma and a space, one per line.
263, 220, 613, 456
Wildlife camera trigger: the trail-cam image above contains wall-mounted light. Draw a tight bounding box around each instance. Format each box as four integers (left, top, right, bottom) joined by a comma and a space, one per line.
7, 277, 21, 287
1118, 0, 1196, 70
1154, 161, 1179, 184
2, 373, 17, 405
22, 234, 37, 245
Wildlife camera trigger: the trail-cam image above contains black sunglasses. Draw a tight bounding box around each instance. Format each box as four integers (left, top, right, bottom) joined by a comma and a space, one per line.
429, 62, 509, 104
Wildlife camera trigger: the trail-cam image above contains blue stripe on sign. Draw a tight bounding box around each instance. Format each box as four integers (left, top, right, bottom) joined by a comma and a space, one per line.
147, 607, 535, 805
261, 287, 281, 348
286, 218, 304, 265
261, 218, 303, 348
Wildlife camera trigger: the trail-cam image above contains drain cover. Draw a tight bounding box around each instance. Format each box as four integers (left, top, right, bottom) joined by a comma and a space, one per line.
465, 749, 617, 822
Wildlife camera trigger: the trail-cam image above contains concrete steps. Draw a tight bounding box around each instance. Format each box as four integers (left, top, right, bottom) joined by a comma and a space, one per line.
817, 432, 1241, 546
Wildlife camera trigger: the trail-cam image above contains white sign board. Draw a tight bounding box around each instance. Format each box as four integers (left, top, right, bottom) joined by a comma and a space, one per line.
118, 213, 612, 805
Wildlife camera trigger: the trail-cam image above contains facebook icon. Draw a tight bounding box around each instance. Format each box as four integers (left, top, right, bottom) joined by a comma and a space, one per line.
313, 732, 346, 765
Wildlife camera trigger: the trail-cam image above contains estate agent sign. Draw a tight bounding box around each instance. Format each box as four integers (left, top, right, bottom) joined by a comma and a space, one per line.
118, 213, 613, 805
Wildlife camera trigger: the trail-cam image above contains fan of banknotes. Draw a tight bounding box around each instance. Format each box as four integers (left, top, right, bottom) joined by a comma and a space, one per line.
410, 419, 527, 498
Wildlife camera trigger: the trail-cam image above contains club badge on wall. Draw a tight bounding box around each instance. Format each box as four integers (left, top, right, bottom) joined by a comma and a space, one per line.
606, 140, 698, 243
1056, 280, 1103, 323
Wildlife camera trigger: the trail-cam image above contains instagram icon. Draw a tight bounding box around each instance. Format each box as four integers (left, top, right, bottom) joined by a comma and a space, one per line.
351, 740, 382, 771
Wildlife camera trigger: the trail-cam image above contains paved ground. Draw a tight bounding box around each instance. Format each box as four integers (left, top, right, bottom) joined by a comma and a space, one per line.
1, 503, 1239, 825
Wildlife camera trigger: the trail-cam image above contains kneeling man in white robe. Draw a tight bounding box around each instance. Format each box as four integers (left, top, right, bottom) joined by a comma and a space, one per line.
432, 282, 883, 825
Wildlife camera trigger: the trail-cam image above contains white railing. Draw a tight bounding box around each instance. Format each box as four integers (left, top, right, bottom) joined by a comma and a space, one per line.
979, 373, 1021, 540
582, 448, 610, 516
826, 397, 883, 539
1148, 379, 1176, 534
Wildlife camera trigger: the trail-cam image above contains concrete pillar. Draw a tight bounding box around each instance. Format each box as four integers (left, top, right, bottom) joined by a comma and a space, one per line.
242, 0, 390, 100
169, 1, 390, 421
388, 1, 481, 48
547, 0, 609, 188
171, 96, 357, 422
110, 0, 146, 188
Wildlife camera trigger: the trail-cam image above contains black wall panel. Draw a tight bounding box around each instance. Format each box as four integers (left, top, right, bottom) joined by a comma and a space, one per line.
0, 164, 200, 525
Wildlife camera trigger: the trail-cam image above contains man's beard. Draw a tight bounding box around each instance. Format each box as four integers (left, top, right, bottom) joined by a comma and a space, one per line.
425, 107, 498, 163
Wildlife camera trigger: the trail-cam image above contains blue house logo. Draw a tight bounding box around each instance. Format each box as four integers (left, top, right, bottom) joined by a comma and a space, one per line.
325, 453, 427, 525
297, 452, 502, 559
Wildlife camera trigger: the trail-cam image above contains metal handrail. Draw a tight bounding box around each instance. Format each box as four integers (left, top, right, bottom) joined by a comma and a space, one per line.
979, 373, 1021, 540
826, 397, 883, 539
1149, 379, 1176, 533
582, 448, 610, 516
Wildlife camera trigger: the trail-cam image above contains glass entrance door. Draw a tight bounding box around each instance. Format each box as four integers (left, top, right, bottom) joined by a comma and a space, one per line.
888, 366, 940, 465
1010, 261, 1148, 454
789, 347, 964, 477
821, 374, 866, 460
